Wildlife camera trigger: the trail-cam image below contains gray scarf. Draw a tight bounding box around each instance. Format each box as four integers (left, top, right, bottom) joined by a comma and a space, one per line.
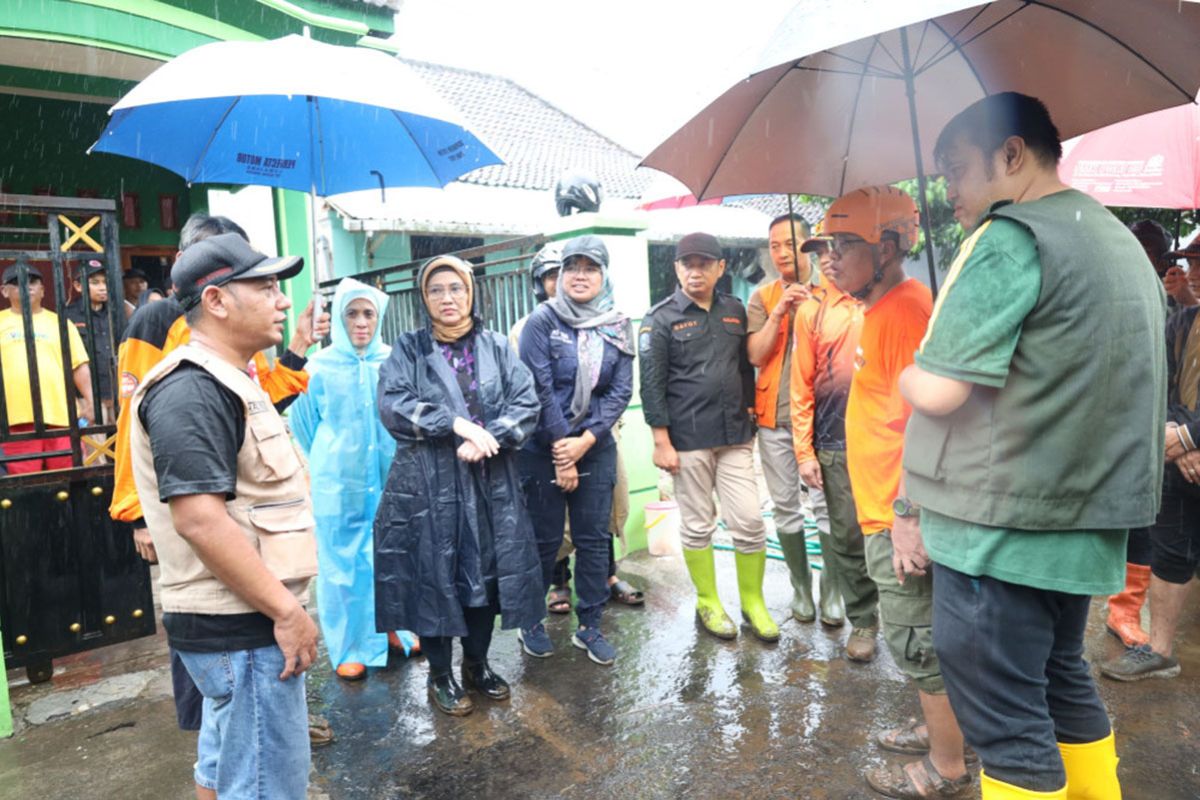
548, 278, 634, 426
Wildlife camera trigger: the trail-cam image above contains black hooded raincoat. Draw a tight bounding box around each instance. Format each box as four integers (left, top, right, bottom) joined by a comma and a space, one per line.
373, 275, 544, 638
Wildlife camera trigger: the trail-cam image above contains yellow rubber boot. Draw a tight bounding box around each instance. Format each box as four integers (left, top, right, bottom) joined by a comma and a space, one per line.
981, 771, 1067, 799
734, 549, 780, 642
1058, 734, 1122, 800
681, 546, 737, 639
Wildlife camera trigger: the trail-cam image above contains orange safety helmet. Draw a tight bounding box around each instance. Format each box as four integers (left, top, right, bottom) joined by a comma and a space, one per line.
822, 186, 919, 251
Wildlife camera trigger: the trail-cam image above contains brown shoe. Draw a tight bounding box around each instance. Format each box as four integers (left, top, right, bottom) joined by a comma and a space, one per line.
308, 714, 335, 748
846, 626, 878, 662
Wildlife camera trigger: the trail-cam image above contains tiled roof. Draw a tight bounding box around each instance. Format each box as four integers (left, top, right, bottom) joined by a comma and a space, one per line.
402, 59, 651, 200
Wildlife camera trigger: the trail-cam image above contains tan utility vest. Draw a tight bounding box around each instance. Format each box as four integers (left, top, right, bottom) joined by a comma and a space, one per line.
130, 343, 317, 614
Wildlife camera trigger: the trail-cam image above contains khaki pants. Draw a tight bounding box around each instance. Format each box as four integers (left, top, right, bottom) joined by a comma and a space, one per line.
864, 531, 944, 694
675, 442, 765, 554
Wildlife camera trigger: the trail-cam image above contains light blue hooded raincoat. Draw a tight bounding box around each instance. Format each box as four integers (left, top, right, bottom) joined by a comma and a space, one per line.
290, 278, 397, 668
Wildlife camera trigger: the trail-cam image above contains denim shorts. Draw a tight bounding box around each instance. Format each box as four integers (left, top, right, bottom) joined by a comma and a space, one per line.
177, 644, 310, 799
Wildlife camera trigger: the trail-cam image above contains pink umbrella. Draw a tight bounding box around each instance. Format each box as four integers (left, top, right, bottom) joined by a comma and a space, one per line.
1059, 102, 1200, 210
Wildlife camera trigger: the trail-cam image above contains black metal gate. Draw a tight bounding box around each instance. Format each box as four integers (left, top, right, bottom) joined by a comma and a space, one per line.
0, 194, 154, 683
320, 233, 548, 344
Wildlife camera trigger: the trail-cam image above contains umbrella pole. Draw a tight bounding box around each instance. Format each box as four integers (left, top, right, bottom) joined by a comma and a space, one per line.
787, 194, 803, 284
899, 28, 939, 296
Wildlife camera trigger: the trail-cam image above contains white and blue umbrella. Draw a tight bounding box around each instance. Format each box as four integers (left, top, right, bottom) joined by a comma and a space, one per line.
89, 34, 501, 196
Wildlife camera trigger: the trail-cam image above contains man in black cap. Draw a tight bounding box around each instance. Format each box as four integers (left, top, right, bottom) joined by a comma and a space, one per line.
65, 258, 117, 424
0, 260, 93, 472
129, 233, 319, 800
1131, 219, 1194, 309
122, 267, 149, 311
639, 232, 776, 643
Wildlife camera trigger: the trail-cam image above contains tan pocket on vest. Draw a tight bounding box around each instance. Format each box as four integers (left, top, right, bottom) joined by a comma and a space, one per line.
247, 413, 300, 482
249, 499, 318, 582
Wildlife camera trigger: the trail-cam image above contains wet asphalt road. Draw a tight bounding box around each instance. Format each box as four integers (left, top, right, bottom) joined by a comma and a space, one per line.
307, 550, 1200, 800
2, 548, 1198, 799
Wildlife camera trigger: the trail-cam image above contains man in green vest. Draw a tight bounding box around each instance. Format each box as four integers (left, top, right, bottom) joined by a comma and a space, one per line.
898, 92, 1165, 800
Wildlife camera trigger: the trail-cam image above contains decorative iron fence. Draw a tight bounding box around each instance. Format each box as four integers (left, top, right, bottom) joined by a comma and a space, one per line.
320, 233, 548, 343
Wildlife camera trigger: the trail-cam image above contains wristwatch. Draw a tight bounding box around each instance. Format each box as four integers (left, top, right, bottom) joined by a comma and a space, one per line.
892, 496, 920, 518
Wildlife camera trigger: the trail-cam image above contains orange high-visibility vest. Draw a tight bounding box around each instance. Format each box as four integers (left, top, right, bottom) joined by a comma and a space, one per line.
753, 280, 792, 429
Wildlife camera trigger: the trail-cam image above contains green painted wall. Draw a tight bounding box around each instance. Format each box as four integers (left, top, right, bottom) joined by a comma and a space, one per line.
0, 609, 11, 738
274, 188, 314, 342
0, 94, 189, 248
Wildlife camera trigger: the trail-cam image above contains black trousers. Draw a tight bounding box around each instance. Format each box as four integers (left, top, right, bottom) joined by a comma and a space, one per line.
423, 603, 498, 679
169, 647, 203, 731
932, 563, 1112, 791
1126, 526, 1152, 566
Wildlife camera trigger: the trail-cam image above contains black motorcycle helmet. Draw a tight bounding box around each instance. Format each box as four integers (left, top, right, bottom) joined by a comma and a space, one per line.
554, 169, 603, 216
530, 243, 563, 302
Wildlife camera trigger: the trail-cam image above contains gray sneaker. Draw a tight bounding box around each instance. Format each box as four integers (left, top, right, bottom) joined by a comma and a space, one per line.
1100, 644, 1181, 681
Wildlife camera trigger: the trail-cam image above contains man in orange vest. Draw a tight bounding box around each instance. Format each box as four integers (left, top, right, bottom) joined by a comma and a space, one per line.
747, 214, 845, 629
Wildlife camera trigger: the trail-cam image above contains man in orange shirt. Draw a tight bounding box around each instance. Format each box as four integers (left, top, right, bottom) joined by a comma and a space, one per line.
829, 187, 971, 799
790, 231, 879, 662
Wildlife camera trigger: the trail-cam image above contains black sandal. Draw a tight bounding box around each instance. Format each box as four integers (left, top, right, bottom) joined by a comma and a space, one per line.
547, 586, 572, 614
609, 579, 645, 606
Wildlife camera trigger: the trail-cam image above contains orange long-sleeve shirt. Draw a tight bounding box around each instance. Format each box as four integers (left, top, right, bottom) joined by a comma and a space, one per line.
109, 299, 309, 524
790, 276, 862, 464
844, 279, 931, 535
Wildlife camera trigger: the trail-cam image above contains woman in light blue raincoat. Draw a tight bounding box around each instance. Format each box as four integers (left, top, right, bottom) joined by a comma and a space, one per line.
291, 277, 414, 681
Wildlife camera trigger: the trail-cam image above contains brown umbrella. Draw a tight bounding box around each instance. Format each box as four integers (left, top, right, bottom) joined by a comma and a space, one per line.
642, 0, 1200, 289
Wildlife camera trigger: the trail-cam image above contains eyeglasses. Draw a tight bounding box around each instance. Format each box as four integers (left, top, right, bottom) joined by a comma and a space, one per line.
426, 283, 467, 300
829, 235, 868, 256
562, 262, 602, 276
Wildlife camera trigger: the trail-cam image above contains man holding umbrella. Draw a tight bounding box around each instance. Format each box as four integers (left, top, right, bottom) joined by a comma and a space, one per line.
901, 92, 1164, 800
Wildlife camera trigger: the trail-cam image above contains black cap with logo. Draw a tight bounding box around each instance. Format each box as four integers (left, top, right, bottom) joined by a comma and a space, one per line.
171, 233, 303, 310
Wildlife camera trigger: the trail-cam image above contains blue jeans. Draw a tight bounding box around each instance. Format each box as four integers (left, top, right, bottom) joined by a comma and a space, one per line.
519, 441, 616, 628
177, 644, 310, 799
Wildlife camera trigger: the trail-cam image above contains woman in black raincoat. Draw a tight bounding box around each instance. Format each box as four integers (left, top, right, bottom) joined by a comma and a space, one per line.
374, 255, 544, 717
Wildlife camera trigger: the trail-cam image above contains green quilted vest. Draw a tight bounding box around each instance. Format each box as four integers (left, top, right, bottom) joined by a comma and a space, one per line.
904, 190, 1166, 530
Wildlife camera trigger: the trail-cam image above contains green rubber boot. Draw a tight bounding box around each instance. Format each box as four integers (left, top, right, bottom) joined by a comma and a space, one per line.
734, 549, 781, 642
775, 531, 817, 623
681, 546, 737, 640
816, 530, 846, 628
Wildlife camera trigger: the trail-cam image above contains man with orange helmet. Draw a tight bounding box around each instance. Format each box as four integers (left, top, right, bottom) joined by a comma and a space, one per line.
824, 186, 972, 799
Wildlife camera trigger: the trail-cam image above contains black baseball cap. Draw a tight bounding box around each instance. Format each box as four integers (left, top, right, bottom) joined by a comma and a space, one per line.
675, 232, 722, 261
76, 257, 106, 279
562, 235, 609, 269
3, 260, 41, 285
172, 233, 303, 310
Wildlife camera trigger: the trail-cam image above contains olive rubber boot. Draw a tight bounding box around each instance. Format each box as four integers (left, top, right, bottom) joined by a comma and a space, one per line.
775, 530, 817, 622
681, 546, 737, 640
734, 549, 780, 642
816, 529, 845, 627
1058, 734, 1121, 800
